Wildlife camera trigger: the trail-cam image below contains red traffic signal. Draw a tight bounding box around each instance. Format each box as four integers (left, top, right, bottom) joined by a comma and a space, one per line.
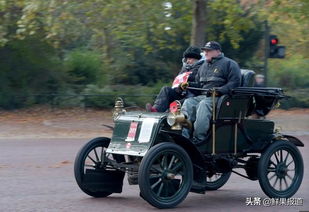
269, 35, 279, 46
268, 35, 285, 58
270, 38, 278, 45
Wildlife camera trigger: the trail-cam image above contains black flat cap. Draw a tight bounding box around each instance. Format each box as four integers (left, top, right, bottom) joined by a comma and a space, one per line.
201, 41, 222, 51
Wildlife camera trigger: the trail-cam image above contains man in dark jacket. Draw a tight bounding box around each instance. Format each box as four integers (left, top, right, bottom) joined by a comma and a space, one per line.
181, 41, 241, 144
146, 46, 204, 112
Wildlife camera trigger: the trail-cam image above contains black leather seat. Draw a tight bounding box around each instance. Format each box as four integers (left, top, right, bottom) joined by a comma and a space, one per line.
240, 69, 255, 87
215, 69, 256, 119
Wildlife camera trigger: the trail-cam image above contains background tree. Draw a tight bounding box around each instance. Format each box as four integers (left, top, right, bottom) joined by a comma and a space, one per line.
191, 0, 207, 46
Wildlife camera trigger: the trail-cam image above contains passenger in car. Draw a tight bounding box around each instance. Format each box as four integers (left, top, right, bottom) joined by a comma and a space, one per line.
181, 41, 241, 145
146, 46, 204, 112
254, 74, 265, 87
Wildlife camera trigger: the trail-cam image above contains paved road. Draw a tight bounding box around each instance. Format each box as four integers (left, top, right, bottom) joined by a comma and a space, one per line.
0, 137, 308, 212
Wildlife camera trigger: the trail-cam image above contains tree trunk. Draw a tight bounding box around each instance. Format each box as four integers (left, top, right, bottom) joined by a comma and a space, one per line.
102, 27, 114, 64
190, 0, 207, 47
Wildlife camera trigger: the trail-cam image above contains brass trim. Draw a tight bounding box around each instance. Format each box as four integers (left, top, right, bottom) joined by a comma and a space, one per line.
234, 111, 242, 154
212, 90, 216, 155
234, 123, 237, 154
168, 100, 192, 130
112, 97, 126, 121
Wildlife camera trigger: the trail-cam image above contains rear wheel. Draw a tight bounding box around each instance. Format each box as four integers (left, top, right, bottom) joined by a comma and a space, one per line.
205, 172, 231, 190
74, 137, 125, 197
138, 143, 193, 209
258, 140, 303, 198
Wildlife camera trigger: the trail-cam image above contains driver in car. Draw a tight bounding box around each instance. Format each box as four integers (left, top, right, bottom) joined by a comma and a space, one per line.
181, 41, 241, 145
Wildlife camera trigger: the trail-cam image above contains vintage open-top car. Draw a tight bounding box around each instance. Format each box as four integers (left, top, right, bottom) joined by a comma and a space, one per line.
74, 70, 304, 209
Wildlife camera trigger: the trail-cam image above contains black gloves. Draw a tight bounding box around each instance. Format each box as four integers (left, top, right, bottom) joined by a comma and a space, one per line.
179, 82, 189, 91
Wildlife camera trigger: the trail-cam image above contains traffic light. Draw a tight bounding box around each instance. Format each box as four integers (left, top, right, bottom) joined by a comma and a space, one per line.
269, 35, 285, 58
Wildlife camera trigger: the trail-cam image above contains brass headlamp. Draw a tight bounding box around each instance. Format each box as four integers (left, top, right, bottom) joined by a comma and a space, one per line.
167, 101, 192, 130
112, 97, 126, 121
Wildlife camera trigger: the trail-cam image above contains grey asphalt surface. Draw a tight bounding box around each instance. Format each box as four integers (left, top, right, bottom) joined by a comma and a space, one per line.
0, 136, 308, 212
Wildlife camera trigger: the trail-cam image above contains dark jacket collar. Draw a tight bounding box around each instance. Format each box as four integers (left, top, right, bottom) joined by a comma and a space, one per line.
184, 59, 204, 70
208, 53, 224, 64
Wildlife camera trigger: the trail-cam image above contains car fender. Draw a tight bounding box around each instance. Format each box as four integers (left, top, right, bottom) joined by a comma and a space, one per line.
283, 134, 304, 147
159, 130, 205, 167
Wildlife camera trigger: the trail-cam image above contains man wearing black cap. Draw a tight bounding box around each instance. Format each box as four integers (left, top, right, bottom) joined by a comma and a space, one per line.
181, 41, 241, 145
146, 46, 204, 112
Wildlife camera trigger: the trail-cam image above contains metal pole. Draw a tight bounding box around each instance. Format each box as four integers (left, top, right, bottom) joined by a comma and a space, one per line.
263, 20, 270, 86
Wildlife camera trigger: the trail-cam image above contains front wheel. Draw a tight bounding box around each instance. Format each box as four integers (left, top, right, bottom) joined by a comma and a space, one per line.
258, 140, 304, 198
138, 142, 193, 209
74, 137, 125, 197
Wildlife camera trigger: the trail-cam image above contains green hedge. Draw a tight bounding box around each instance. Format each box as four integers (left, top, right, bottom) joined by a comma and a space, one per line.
80, 83, 166, 109
279, 88, 309, 109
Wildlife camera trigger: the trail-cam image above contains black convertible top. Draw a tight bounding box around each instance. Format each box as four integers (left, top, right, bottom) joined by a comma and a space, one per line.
231, 87, 285, 98
230, 87, 286, 116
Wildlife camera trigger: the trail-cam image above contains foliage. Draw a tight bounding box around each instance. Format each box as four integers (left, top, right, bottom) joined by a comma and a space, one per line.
266, 0, 309, 58
0, 36, 67, 109
7, 0, 265, 74
64, 49, 103, 87
208, 0, 255, 48
81, 83, 165, 109
268, 55, 309, 89
280, 88, 309, 109
0, 0, 308, 109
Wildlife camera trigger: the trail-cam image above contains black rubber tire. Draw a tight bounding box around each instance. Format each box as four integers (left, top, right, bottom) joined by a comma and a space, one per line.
205, 172, 231, 191
138, 142, 193, 209
258, 140, 304, 198
74, 137, 123, 197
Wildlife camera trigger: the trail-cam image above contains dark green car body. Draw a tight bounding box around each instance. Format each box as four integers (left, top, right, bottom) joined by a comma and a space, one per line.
75, 84, 304, 209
